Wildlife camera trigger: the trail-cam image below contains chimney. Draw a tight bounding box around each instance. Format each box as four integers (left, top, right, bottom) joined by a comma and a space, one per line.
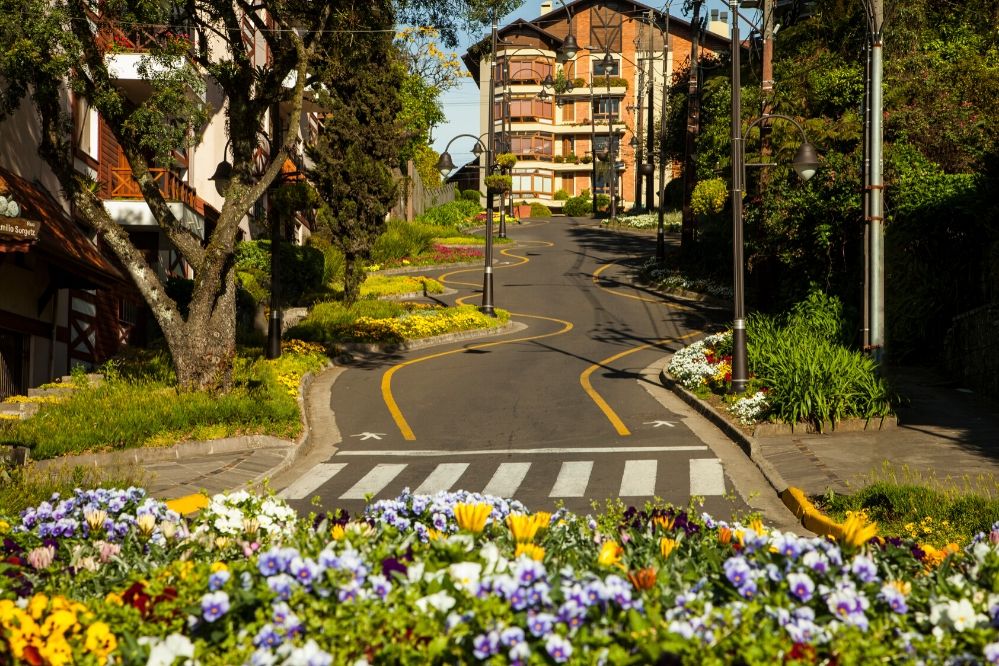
707, 9, 730, 37
540, 0, 553, 13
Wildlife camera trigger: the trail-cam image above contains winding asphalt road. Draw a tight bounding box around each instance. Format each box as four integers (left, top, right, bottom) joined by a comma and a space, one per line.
281, 218, 765, 519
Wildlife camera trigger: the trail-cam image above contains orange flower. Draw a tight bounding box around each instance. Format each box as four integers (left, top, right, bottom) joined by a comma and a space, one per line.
718, 527, 733, 545
627, 567, 658, 590
652, 515, 675, 531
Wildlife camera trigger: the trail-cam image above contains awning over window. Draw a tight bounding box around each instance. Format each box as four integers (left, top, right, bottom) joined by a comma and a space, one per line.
0, 167, 125, 288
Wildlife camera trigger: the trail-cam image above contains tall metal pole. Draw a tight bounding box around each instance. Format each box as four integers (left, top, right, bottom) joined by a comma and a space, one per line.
759, 0, 774, 187
482, 12, 497, 315
656, 9, 670, 261
645, 10, 658, 210
608, 74, 617, 220
868, 0, 885, 363
498, 57, 507, 239
634, 18, 647, 209
266, 103, 283, 359
861, 38, 872, 350
729, 0, 747, 393
680, 0, 703, 250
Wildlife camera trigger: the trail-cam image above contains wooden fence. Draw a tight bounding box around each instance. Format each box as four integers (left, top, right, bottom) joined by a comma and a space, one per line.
391, 160, 456, 221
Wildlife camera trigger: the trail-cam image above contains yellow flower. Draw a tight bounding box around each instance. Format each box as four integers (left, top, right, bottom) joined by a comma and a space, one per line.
41, 609, 78, 637
515, 543, 545, 561
104, 592, 124, 606
38, 633, 73, 666
659, 537, 679, 559
84, 509, 108, 532
838, 510, 878, 548
506, 513, 540, 543
532, 512, 552, 530
214, 536, 231, 550
84, 621, 118, 660
0, 519, 9, 535
888, 579, 912, 596
598, 541, 624, 568
331, 524, 346, 540
27, 593, 49, 620
749, 518, 766, 536
453, 503, 492, 533
427, 528, 444, 541
210, 561, 229, 573
652, 515, 675, 531
136, 513, 157, 536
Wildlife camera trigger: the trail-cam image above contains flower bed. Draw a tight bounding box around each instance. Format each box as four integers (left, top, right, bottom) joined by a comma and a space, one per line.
2, 488, 999, 664
373, 244, 484, 270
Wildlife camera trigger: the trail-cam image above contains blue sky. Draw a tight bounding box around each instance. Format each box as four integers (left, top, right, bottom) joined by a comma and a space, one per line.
431, 0, 737, 168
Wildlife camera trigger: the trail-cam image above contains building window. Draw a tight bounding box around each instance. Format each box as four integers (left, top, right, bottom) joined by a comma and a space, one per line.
512, 172, 553, 196
505, 58, 552, 84
592, 98, 621, 121
73, 96, 99, 162
505, 96, 553, 122
510, 133, 553, 160
592, 57, 620, 77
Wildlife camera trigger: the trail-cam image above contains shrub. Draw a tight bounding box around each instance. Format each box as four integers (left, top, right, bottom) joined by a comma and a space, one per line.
371, 219, 438, 263
563, 195, 593, 217
235, 240, 325, 306
691, 178, 728, 217
484, 174, 512, 193
495, 152, 518, 170
554, 189, 570, 201
594, 193, 611, 212
460, 189, 481, 203
416, 200, 481, 228
529, 202, 552, 217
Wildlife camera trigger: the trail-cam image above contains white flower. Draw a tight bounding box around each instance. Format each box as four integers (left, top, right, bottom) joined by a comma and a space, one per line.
140, 633, 196, 666
415, 591, 456, 614
730, 391, 770, 425
479, 542, 509, 575
448, 562, 482, 591
947, 599, 985, 631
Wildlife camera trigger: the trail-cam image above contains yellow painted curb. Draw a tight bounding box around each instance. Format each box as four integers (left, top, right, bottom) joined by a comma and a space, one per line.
166, 493, 210, 515
780, 486, 843, 539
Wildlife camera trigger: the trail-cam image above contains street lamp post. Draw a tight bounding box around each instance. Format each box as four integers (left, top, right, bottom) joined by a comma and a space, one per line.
729, 4, 821, 401
435, 134, 493, 314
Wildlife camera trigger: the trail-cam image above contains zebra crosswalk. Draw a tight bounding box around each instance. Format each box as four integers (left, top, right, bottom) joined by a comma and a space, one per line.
278, 455, 728, 504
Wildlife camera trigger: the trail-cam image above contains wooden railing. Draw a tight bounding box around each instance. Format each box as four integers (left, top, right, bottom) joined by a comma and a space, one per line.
108, 168, 203, 214
90, 9, 195, 55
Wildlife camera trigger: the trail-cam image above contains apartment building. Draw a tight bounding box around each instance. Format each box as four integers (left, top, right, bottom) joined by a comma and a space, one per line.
0, 10, 316, 398
462, 0, 729, 211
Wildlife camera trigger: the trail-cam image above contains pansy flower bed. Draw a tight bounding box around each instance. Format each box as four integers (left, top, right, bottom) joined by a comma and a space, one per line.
668, 331, 771, 425
2, 487, 999, 665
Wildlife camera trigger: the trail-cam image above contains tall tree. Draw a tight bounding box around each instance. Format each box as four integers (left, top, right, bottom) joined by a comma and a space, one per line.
308, 0, 407, 305
0, 0, 514, 389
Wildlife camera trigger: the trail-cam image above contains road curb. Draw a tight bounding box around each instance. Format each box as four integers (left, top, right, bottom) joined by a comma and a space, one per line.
659, 358, 849, 538
333, 320, 521, 358
658, 363, 791, 495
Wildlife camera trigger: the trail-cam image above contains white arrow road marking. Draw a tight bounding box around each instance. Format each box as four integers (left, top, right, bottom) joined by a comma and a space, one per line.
644, 420, 676, 428
351, 432, 386, 440
279, 463, 347, 500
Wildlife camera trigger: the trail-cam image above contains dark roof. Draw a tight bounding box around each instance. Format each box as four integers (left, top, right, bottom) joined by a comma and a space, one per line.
0, 166, 126, 288
462, 0, 732, 84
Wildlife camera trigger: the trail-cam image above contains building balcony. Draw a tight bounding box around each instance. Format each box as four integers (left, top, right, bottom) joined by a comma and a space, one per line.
103, 168, 205, 240
98, 19, 205, 104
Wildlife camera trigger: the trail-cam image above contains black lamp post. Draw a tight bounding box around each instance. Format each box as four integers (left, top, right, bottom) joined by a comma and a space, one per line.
436, 132, 494, 315
730, 0, 820, 395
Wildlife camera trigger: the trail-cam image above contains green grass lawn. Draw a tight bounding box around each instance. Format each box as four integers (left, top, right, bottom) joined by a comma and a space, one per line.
816, 464, 999, 546
0, 346, 327, 460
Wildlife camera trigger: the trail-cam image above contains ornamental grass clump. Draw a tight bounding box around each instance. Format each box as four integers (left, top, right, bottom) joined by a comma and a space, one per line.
668, 290, 893, 429
3, 489, 999, 663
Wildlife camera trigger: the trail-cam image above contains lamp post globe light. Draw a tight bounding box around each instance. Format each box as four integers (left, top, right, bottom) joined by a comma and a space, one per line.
729, 0, 820, 393
436, 132, 496, 315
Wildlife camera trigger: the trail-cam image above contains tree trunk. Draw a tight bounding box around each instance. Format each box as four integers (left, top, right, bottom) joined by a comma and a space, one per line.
342, 251, 363, 306
171, 261, 239, 390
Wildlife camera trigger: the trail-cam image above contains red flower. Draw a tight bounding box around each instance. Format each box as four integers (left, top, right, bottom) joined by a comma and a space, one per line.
22, 645, 43, 665
123, 581, 151, 616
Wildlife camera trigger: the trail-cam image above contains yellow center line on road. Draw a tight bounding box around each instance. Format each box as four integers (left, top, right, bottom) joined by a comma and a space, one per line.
579, 261, 707, 436
381, 313, 574, 440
